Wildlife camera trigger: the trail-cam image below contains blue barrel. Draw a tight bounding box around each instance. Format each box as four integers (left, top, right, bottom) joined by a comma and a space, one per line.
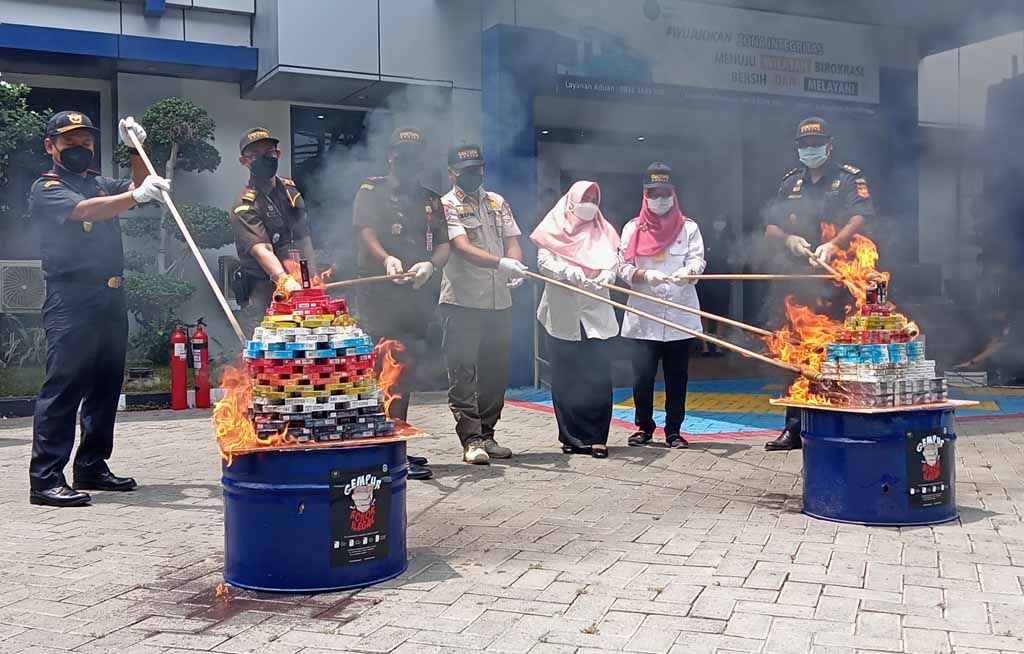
222, 441, 408, 592
801, 407, 957, 526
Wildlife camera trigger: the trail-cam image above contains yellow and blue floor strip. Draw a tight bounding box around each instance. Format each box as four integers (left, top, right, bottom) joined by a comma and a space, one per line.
506, 379, 1024, 441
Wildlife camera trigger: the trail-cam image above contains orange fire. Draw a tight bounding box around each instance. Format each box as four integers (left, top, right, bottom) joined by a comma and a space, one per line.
274, 260, 335, 302
375, 339, 406, 422
212, 359, 293, 465
764, 224, 914, 404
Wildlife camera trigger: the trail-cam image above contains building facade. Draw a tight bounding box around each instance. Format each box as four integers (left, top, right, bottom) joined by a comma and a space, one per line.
2, 0, 1022, 383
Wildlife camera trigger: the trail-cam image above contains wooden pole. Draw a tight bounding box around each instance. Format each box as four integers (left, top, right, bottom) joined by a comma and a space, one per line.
322, 272, 415, 291
670, 273, 836, 281
526, 272, 817, 380
127, 131, 247, 345
600, 281, 776, 339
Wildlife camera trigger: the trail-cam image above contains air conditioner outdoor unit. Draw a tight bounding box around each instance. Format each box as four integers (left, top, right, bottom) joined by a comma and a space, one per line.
0, 260, 45, 313
218, 255, 241, 309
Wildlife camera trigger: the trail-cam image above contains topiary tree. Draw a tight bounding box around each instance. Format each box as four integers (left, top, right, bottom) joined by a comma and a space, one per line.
115, 97, 221, 273
114, 98, 222, 364
0, 80, 49, 218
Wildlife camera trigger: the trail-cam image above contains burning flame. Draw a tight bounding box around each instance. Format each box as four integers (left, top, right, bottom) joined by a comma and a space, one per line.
764, 225, 915, 405
274, 260, 335, 302
375, 339, 406, 422
213, 359, 293, 466
215, 582, 231, 603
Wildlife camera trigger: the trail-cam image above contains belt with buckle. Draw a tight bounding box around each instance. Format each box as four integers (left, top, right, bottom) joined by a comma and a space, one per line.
106, 276, 123, 289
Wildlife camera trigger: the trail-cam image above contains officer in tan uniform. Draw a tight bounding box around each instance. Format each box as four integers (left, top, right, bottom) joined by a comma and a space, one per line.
439, 143, 528, 465
229, 128, 314, 334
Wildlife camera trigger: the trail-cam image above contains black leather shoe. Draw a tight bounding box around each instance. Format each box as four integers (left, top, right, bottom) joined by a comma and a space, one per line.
765, 428, 802, 451
408, 455, 429, 466
408, 463, 433, 481
30, 485, 91, 507
73, 471, 137, 492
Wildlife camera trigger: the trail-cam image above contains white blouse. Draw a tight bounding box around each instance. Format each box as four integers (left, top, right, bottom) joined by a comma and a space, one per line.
618, 218, 706, 342
536, 248, 619, 341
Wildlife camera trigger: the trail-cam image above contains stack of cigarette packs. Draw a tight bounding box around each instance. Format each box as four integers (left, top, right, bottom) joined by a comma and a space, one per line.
242, 287, 394, 443
813, 281, 948, 407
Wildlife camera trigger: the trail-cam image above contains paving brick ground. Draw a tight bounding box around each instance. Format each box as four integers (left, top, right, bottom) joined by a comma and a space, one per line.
1, 400, 1023, 653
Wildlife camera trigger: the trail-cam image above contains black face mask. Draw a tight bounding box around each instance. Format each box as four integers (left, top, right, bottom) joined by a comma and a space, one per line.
249, 154, 279, 180
457, 170, 484, 193
392, 156, 421, 185
59, 145, 93, 174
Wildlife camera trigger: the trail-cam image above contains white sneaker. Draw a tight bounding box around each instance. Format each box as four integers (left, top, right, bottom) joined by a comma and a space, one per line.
463, 441, 490, 465
483, 438, 512, 459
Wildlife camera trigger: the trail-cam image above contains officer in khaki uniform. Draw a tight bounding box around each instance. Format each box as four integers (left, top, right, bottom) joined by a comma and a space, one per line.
29, 111, 170, 506
229, 128, 314, 334
440, 144, 529, 465
353, 127, 451, 481
762, 117, 875, 451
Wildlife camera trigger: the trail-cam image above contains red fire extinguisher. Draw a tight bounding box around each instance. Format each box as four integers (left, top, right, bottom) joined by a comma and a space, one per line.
192, 318, 210, 409
170, 323, 188, 410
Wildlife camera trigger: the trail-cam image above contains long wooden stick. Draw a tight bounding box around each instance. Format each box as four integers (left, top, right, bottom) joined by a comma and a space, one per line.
671, 273, 836, 281
600, 281, 776, 339
127, 131, 246, 345
322, 273, 415, 291
526, 271, 817, 380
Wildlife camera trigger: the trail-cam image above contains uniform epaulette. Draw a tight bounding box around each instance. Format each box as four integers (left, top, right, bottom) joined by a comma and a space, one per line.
41, 172, 60, 179
841, 164, 862, 175
782, 167, 800, 180
86, 169, 101, 176
279, 176, 296, 187
242, 188, 257, 202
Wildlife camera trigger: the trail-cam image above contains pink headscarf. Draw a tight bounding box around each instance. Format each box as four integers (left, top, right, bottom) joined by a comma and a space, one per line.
623, 189, 687, 262
530, 181, 620, 275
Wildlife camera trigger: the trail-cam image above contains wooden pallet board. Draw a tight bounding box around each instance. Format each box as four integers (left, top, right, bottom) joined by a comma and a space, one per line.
768, 399, 979, 414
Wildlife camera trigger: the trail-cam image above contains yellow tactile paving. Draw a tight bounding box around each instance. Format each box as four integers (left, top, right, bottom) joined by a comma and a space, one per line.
615, 392, 786, 414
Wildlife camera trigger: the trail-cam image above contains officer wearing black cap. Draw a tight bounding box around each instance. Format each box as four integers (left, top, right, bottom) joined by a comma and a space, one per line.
440, 143, 528, 465
353, 127, 451, 481
230, 128, 314, 333
762, 116, 875, 451
28, 111, 170, 507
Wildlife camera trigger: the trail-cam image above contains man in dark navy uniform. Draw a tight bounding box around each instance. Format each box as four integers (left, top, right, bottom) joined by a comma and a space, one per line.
354, 127, 451, 481
762, 116, 875, 452
28, 111, 170, 506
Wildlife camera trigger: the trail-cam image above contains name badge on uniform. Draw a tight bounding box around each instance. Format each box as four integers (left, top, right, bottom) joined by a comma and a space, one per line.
425, 231, 433, 252
83, 221, 94, 233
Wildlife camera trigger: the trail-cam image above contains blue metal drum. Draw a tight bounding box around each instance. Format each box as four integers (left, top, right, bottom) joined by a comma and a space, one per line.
222, 441, 408, 592
801, 407, 957, 526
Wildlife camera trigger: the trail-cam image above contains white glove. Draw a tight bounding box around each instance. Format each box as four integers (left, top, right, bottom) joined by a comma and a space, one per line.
498, 257, 528, 281
507, 277, 525, 289
408, 261, 434, 290
284, 278, 302, 292
785, 235, 811, 257
118, 116, 147, 147
384, 256, 404, 278
563, 265, 588, 287
813, 242, 839, 266
132, 175, 170, 204
644, 270, 672, 287
672, 265, 700, 285
594, 269, 617, 288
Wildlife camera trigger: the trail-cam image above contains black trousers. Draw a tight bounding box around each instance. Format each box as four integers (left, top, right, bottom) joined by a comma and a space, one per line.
631, 338, 692, 437
358, 293, 436, 423
237, 279, 274, 337
548, 331, 613, 448
440, 304, 511, 446
30, 281, 128, 490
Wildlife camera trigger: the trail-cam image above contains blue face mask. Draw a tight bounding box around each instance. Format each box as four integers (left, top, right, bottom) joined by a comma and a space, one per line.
798, 145, 829, 169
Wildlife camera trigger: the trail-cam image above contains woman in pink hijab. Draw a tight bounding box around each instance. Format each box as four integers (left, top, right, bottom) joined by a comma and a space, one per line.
531, 181, 620, 458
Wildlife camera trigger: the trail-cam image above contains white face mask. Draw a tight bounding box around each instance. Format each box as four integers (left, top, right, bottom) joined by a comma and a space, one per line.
798, 145, 829, 169
647, 196, 674, 216
574, 202, 599, 222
